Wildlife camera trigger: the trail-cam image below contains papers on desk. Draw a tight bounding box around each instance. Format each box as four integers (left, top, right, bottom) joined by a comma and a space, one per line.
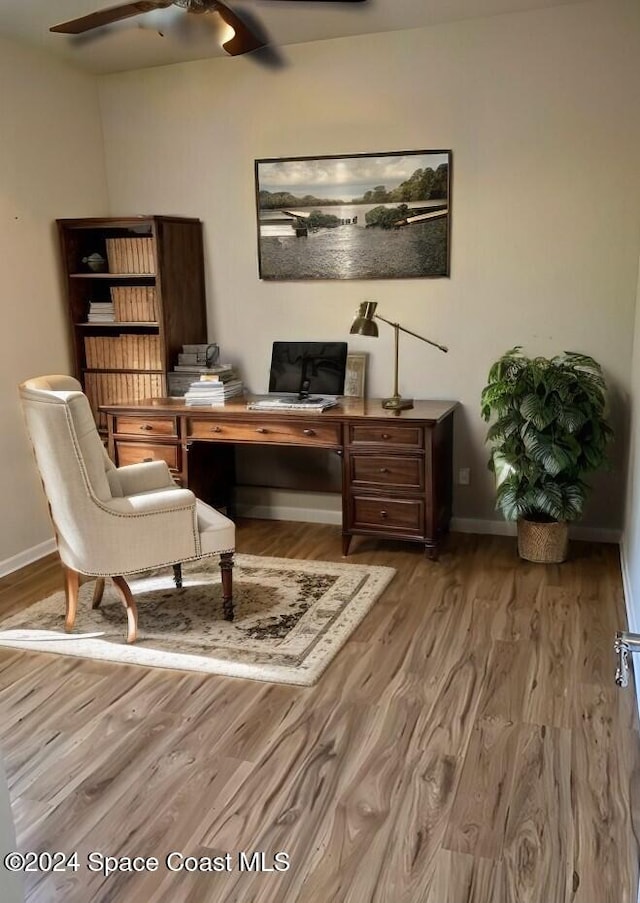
246, 397, 338, 412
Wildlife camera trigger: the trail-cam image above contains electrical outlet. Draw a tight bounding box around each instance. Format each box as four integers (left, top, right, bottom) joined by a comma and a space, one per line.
458, 467, 470, 486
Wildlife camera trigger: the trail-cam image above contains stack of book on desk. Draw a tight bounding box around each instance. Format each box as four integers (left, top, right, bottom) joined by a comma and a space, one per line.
183, 373, 244, 406
168, 344, 239, 397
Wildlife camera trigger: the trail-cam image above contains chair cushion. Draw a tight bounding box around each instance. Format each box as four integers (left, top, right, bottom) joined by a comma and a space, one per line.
196, 500, 235, 555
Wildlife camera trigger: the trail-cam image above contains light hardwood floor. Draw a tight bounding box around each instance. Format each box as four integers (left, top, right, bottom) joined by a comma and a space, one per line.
0, 521, 639, 903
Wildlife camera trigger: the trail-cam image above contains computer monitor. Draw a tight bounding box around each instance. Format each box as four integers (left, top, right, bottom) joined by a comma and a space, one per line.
268, 341, 348, 400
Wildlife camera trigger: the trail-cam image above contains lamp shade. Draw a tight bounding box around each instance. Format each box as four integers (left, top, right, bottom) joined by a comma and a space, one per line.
350, 301, 379, 337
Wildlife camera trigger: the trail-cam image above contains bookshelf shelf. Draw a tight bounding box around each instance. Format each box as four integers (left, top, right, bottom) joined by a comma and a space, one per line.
69, 273, 157, 279
75, 322, 161, 329
57, 215, 208, 429
83, 368, 165, 374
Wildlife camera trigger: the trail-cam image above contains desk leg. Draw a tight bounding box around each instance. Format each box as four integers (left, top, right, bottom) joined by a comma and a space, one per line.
342, 534, 352, 556
425, 540, 439, 561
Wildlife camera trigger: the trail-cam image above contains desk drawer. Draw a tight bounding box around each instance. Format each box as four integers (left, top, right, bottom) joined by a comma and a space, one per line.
348, 423, 424, 449
115, 441, 180, 470
115, 416, 177, 438
350, 454, 423, 490
352, 495, 424, 534
188, 419, 341, 447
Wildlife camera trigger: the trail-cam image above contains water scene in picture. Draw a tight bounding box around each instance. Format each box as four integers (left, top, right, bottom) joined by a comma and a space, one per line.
255, 150, 451, 280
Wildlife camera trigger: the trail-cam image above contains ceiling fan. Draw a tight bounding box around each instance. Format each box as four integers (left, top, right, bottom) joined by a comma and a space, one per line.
50, 0, 367, 57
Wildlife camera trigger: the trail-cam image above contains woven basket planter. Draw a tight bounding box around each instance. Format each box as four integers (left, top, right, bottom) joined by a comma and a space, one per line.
517, 517, 569, 563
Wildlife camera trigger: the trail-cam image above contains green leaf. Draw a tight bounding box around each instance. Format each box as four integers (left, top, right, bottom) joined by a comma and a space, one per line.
519, 394, 555, 430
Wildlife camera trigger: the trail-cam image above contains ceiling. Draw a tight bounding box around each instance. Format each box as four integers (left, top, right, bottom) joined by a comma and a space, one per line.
0, 0, 585, 74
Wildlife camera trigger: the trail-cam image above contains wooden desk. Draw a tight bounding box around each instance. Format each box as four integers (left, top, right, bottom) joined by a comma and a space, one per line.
103, 396, 457, 559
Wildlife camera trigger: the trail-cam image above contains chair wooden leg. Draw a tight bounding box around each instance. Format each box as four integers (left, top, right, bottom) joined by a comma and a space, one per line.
219, 552, 234, 621
111, 576, 138, 644
92, 577, 106, 609
173, 563, 183, 589
63, 567, 79, 632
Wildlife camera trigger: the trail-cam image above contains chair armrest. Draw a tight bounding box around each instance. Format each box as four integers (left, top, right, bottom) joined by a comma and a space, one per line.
116, 460, 175, 496
108, 488, 196, 516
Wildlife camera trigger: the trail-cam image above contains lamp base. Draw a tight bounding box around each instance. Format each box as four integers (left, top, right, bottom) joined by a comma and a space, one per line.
382, 395, 414, 411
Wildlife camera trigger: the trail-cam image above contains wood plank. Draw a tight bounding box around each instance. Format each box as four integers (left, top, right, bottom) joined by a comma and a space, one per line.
502, 723, 572, 903
523, 586, 579, 728
570, 683, 640, 902
443, 715, 520, 858
420, 849, 506, 903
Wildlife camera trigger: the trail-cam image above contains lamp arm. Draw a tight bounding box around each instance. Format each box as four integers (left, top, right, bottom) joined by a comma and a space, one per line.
374, 313, 448, 353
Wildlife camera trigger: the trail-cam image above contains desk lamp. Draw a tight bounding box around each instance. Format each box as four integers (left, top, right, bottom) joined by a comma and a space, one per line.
349, 301, 448, 411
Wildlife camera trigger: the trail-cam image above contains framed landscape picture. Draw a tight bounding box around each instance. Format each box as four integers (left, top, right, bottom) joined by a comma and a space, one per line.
254, 149, 451, 281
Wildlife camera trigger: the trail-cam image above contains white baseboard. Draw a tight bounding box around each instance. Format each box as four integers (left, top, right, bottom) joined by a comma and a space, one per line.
235, 502, 342, 525
0, 538, 57, 578
233, 503, 622, 545
451, 517, 621, 544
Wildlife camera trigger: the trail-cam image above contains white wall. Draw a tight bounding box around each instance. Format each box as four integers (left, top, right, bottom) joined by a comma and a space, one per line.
97, 0, 640, 531
0, 36, 109, 568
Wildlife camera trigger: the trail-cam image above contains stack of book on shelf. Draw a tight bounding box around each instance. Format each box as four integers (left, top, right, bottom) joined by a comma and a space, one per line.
110, 286, 158, 322
105, 237, 156, 274
84, 335, 162, 370
87, 301, 115, 323
85, 373, 163, 430
184, 374, 244, 406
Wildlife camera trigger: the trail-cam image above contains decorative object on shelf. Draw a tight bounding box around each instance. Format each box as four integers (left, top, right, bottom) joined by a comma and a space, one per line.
255, 149, 451, 281
481, 347, 613, 563
82, 252, 106, 273
177, 343, 220, 368
344, 351, 368, 398
349, 301, 448, 411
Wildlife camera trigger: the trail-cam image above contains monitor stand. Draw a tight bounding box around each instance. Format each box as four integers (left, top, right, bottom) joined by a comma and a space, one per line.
297, 377, 311, 401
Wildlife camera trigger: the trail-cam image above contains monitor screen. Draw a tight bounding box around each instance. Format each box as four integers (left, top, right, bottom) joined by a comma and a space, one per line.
269, 341, 348, 399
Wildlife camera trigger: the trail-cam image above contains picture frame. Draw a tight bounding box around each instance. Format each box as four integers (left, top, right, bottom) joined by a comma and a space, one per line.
344, 352, 367, 398
255, 149, 452, 281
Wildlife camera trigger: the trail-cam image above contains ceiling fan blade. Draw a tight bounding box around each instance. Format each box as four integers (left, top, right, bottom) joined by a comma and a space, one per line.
215, 1, 266, 56
50, 1, 173, 34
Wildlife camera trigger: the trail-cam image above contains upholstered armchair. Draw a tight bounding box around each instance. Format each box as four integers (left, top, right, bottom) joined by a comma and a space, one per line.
18, 375, 235, 643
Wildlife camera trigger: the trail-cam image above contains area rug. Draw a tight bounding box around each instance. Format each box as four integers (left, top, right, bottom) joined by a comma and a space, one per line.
0, 555, 395, 686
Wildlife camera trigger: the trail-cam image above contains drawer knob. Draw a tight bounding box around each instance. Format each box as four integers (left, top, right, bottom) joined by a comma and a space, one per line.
380, 510, 389, 518
211, 426, 222, 433
256, 427, 268, 434
303, 429, 316, 437
140, 424, 153, 431
379, 467, 389, 473
381, 433, 391, 440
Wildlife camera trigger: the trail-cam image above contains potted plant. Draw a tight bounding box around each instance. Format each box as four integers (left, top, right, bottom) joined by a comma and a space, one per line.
480, 347, 613, 562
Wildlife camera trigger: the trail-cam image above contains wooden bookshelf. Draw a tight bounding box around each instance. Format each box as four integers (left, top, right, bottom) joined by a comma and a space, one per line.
57, 216, 208, 430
